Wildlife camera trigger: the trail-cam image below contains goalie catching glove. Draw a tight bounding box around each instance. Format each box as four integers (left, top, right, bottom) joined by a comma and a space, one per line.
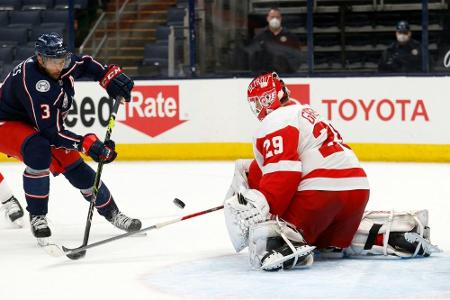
224, 188, 270, 252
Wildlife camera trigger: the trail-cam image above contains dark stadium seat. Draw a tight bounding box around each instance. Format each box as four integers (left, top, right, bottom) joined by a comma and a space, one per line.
0, 46, 14, 63
41, 9, 67, 24
0, 64, 13, 82
345, 52, 364, 69
11, 59, 24, 66
176, 0, 188, 8
54, 0, 87, 9
315, 34, 340, 47
346, 14, 371, 28
314, 54, 329, 69
167, 7, 186, 27
142, 43, 168, 67
15, 45, 35, 60
346, 35, 373, 47
155, 26, 170, 44
282, 14, 305, 30
0, 28, 28, 46
21, 0, 53, 10
8, 10, 41, 28
0, 0, 21, 10
30, 25, 64, 41
314, 14, 338, 29
0, 11, 9, 25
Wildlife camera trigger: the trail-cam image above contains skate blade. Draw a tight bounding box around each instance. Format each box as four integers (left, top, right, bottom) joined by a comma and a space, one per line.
11, 217, 24, 228
131, 232, 147, 237
43, 243, 66, 257
261, 245, 315, 270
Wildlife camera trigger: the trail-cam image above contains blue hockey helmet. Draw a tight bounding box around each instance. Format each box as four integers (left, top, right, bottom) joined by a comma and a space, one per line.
35, 33, 71, 67
396, 21, 410, 33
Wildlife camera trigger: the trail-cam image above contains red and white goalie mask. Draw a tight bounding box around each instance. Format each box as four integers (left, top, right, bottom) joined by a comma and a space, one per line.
247, 72, 288, 121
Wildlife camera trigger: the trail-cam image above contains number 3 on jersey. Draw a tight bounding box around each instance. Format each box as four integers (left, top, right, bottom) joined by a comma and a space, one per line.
263, 136, 284, 158
41, 104, 50, 119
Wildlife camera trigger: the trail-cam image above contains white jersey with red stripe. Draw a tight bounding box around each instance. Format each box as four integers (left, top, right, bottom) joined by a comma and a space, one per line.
253, 102, 369, 193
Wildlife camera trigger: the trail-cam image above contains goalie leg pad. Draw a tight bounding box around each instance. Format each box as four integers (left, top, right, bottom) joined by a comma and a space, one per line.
345, 210, 441, 257
249, 218, 315, 271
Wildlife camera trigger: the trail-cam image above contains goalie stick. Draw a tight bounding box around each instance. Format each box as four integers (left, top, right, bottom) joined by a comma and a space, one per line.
43, 204, 224, 259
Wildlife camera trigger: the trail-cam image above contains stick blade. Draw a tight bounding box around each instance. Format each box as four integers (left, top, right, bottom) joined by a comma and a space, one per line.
63, 246, 86, 260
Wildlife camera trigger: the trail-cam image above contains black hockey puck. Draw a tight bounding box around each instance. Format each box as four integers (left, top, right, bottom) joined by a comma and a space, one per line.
173, 198, 186, 209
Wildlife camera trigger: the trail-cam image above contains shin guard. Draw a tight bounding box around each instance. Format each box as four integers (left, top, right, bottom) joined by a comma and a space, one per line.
23, 168, 50, 215
63, 161, 118, 218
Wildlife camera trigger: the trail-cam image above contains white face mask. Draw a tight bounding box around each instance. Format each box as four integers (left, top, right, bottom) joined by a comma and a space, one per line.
397, 33, 409, 43
269, 18, 281, 29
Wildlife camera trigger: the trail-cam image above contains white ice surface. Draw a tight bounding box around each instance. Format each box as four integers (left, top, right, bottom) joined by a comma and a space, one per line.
0, 161, 449, 300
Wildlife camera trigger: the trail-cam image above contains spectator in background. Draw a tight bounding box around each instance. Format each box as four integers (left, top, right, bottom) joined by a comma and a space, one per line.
247, 8, 302, 73
378, 21, 423, 73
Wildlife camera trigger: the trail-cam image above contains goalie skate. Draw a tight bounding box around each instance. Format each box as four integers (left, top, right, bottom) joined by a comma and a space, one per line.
261, 243, 315, 271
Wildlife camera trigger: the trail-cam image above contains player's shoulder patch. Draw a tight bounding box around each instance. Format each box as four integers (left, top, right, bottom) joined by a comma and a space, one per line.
36, 80, 50, 93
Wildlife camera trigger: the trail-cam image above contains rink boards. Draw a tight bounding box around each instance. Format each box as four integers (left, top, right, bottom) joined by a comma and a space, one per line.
1, 76, 450, 162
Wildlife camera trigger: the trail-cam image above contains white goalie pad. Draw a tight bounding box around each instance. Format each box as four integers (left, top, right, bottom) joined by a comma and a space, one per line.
248, 219, 314, 270
224, 159, 252, 199
345, 210, 441, 257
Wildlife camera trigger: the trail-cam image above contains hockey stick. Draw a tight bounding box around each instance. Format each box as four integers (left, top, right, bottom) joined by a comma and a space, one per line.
43, 205, 224, 259
64, 98, 122, 260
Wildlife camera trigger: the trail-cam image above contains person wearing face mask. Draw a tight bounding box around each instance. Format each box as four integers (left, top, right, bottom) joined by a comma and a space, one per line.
378, 21, 423, 73
248, 8, 302, 73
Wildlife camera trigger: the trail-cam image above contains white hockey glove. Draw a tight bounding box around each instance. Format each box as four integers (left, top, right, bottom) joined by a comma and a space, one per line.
345, 210, 441, 258
224, 188, 270, 252
224, 159, 252, 199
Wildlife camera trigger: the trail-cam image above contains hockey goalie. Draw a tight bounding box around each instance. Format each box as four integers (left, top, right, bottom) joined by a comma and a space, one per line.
224, 72, 440, 271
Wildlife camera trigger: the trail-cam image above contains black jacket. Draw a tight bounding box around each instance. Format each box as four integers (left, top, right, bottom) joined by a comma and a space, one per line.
378, 39, 423, 73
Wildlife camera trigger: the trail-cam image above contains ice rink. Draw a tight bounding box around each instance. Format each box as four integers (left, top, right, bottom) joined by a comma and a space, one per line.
1, 161, 449, 300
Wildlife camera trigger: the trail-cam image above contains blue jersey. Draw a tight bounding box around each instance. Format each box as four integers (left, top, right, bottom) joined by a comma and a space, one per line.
0, 54, 106, 150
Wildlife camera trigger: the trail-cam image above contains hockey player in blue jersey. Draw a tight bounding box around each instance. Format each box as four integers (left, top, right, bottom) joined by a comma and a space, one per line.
0, 32, 141, 241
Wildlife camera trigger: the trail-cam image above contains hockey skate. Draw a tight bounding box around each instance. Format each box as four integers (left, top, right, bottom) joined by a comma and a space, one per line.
107, 210, 142, 232
261, 238, 315, 271
1, 196, 24, 227
388, 228, 441, 257
30, 214, 52, 246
